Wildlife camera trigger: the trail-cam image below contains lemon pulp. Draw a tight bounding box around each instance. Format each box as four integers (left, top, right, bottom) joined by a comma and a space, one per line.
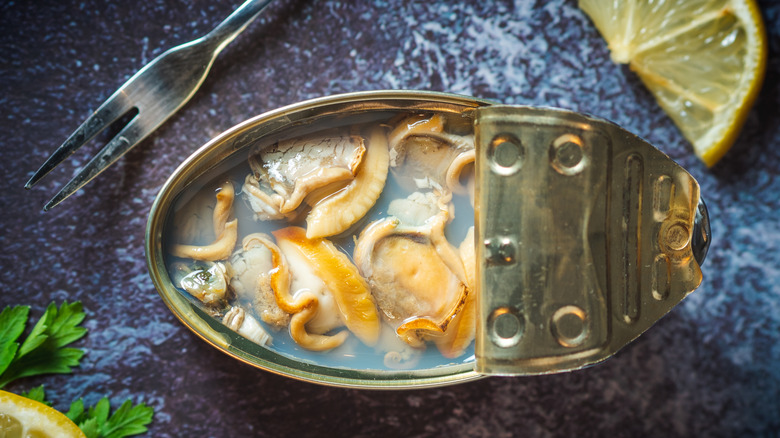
0, 390, 85, 438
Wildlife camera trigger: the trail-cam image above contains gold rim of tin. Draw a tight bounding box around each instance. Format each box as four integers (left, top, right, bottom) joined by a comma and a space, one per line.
145, 90, 493, 389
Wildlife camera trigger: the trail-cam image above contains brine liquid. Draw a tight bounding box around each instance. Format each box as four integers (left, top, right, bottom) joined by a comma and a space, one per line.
162, 110, 476, 371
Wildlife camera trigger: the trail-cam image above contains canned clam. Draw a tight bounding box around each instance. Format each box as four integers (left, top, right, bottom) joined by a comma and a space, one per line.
145, 91, 710, 388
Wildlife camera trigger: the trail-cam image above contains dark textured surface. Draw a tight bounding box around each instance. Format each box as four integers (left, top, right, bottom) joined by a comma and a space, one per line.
2, 0, 779, 436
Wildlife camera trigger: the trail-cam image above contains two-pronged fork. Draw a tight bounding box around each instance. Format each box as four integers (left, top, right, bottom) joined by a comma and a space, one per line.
25, 0, 274, 211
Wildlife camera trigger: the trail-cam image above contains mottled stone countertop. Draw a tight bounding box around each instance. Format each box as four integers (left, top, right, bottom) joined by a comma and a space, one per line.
2, 0, 779, 436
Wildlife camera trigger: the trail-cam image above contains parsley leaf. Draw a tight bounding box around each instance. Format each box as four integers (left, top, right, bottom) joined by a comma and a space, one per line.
8, 302, 155, 437
20, 384, 50, 406
102, 400, 155, 438
67, 397, 154, 438
65, 398, 86, 422
79, 418, 101, 438
0, 301, 87, 388
21, 386, 155, 438
0, 305, 29, 377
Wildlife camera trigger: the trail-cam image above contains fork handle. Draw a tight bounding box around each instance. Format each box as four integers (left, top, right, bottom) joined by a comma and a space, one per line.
204, 0, 276, 52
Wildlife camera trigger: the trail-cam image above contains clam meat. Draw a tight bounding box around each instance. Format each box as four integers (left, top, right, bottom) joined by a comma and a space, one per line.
223, 306, 272, 347
165, 111, 478, 366
354, 191, 469, 350
387, 114, 475, 195
170, 181, 238, 262
228, 233, 290, 328
170, 261, 230, 308
242, 130, 366, 221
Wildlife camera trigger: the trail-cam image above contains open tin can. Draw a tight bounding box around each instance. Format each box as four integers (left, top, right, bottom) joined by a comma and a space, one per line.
145, 90, 710, 388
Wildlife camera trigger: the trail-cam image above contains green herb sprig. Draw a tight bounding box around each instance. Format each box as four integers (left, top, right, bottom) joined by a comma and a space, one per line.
22, 385, 154, 438
1, 302, 154, 437
0, 301, 86, 388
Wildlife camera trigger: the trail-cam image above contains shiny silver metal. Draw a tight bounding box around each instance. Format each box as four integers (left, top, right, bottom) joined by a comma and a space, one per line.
25, 0, 274, 211
473, 105, 709, 375
146, 91, 709, 388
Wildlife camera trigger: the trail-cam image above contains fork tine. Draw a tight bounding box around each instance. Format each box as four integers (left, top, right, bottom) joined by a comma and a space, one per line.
25, 90, 135, 190
42, 115, 148, 211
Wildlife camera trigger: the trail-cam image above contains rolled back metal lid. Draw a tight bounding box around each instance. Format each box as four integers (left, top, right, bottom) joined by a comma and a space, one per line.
473, 105, 709, 375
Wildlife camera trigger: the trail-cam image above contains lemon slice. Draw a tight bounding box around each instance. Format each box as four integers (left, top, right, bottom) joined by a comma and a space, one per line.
579, 0, 767, 166
0, 390, 85, 438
